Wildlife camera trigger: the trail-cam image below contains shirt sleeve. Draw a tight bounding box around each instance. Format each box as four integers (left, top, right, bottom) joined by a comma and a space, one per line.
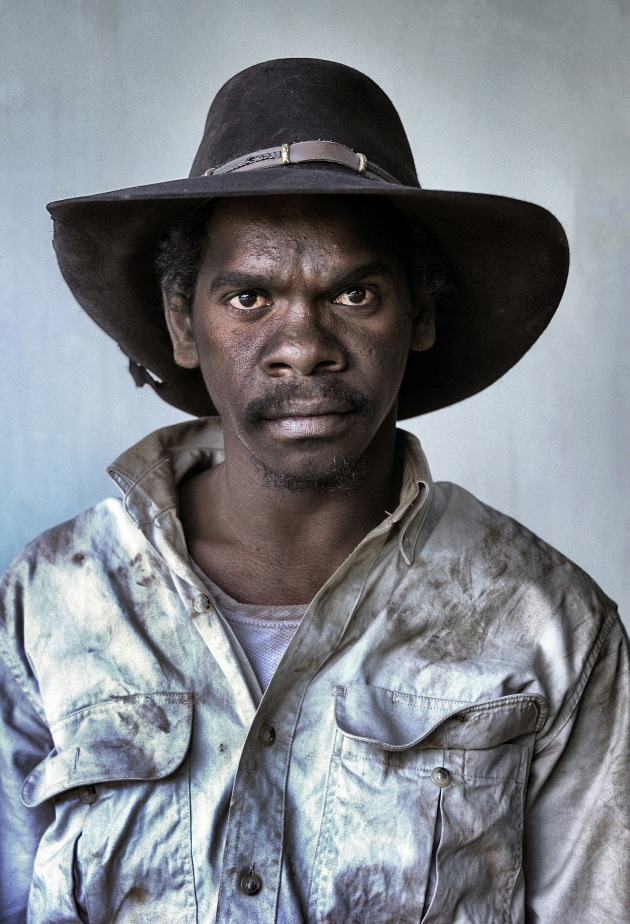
523, 614, 630, 922
0, 572, 55, 924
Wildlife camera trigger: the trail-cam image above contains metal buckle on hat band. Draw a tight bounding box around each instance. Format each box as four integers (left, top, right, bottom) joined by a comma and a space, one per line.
202, 140, 402, 184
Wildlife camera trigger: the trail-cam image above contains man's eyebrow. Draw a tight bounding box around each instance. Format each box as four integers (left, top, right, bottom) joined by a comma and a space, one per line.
328, 261, 396, 290
207, 261, 397, 293
207, 271, 272, 292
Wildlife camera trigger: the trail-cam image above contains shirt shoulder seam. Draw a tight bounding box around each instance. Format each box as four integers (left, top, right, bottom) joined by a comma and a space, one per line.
0, 635, 49, 725
534, 605, 619, 753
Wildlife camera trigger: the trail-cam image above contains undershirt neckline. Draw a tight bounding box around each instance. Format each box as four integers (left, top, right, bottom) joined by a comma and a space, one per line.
190, 560, 308, 691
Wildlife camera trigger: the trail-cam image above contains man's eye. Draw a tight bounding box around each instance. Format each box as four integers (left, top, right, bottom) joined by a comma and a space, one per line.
227, 291, 270, 311
333, 287, 375, 306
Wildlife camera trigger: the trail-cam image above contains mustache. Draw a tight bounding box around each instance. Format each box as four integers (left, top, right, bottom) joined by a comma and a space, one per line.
245, 380, 373, 424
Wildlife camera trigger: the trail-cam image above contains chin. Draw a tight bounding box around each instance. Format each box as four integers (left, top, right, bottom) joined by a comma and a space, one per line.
256, 452, 367, 494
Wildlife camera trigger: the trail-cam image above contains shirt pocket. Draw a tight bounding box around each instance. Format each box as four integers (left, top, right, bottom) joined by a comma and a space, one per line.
308, 684, 547, 924
21, 693, 195, 924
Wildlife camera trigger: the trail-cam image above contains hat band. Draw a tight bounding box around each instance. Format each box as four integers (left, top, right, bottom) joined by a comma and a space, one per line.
202, 140, 405, 185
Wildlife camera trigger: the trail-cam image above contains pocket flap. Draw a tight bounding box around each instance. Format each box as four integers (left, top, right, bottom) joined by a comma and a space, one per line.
334, 685, 547, 751
22, 693, 193, 807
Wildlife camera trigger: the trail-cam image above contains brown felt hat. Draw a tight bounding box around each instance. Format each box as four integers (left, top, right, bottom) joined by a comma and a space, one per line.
47, 57, 569, 419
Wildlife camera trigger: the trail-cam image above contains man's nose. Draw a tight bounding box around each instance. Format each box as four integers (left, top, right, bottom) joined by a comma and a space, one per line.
260, 303, 347, 377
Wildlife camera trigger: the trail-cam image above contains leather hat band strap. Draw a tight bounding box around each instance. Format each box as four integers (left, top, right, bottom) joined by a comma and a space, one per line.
202, 140, 404, 185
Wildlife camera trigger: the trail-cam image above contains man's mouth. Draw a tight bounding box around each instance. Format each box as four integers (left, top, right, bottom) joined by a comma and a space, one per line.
261, 402, 355, 438
245, 384, 372, 438
261, 399, 354, 420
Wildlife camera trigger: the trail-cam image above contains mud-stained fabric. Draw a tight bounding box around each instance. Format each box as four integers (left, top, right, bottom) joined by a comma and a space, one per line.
0, 418, 628, 924
192, 566, 305, 692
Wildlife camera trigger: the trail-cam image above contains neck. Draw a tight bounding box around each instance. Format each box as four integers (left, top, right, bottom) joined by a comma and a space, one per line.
178, 423, 401, 604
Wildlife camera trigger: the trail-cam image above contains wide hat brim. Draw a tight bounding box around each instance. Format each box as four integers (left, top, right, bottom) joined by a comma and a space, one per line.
48, 163, 569, 419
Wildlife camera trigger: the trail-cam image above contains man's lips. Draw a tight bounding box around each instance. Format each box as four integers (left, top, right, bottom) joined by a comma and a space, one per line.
260, 400, 354, 420
244, 383, 372, 433
259, 402, 355, 438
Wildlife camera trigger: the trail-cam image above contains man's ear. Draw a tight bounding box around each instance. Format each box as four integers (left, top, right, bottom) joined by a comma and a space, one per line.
162, 289, 200, 369
410, 298, 436, 353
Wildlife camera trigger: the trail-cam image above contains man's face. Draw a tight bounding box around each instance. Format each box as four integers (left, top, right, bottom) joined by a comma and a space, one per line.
165, 195, 434, 489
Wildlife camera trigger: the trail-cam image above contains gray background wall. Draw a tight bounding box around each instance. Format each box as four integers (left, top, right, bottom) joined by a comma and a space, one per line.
1, 0, 628, 624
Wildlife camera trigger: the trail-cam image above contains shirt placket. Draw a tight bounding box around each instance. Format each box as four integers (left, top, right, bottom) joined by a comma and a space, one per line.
214, 526, 393, 924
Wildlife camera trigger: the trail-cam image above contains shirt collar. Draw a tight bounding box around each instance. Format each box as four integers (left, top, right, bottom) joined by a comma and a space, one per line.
390, 428, 434, 564
107, 418, 433, 560
107, 417, 225, 528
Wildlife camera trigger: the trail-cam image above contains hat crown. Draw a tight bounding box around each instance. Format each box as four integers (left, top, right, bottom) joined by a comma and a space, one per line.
189, 58, 420, 187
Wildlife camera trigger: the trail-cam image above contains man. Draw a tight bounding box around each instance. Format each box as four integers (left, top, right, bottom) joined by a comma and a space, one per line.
0, 58, 628, 924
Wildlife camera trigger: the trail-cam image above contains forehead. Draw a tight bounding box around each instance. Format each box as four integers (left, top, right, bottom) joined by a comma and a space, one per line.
201, 195, 404, 266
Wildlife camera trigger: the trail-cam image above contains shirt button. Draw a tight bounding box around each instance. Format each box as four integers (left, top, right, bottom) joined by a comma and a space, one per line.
431, 767, 451, 788
259, 724, 276, 747
193, 594, 211, 613
240, 871, 262, 895
78, 785, 97, 804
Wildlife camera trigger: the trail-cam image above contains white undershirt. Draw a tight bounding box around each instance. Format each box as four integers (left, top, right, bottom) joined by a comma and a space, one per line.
191, 563, 307, 691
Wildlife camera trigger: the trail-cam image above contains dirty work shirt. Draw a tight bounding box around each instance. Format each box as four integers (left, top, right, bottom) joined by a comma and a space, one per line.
190, 565, 306, 692
1, 419, 629, 924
